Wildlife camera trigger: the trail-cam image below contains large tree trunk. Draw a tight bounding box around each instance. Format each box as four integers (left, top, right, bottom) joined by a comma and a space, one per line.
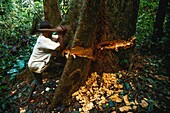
152, 0, 169, 43
49, 0, 100, 110
49, 0, 139, 111
43, 0, 61, 27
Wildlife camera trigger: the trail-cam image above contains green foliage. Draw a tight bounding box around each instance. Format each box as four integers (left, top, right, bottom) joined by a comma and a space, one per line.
0, 0, 43, 77
0, 1, 42, 110
59, 0, 70, 19
0, 0, 43, 42
136, 0, 159, 51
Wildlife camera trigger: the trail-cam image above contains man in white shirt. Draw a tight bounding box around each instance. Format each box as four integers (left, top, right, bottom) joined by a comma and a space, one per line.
27, 20, 67, 102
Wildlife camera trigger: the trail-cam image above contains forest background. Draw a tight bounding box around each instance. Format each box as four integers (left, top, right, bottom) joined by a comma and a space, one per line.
0, 0, 169, 113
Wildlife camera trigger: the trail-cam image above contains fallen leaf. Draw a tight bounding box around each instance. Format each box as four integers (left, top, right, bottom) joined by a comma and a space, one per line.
140, 99, 148, 108
119, 105, 132, 112
45, 87, 50, 92
123, 95, 130, 105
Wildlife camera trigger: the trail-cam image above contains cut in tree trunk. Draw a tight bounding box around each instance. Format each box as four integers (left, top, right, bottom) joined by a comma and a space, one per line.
49, 0, 139, 111
49, 0, 100, 110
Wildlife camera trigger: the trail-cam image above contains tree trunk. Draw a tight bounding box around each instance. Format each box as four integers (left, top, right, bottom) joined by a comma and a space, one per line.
164, 1, 170, 76
49, 0, 100, 110
43, 0, 61, 27
48, 0, 139, 111
152, 0, 169, 43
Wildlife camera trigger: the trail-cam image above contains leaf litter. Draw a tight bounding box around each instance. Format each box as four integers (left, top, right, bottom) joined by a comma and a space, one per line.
2, 55, 170, 113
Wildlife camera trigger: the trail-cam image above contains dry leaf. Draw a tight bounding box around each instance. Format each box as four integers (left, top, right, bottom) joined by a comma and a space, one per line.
81, 86, 87, 92
118, 84, 123, 89
71, 72, 140, 112
132, 106, 137, 110
135, 99, 139, 105
123, 95, 130, 105
115, 90, 124, 94
10, 90, 17, 96
97, 96, 107, 106
115, 97, 122, 103
119, 106, 132, 112
140, 100, 148, 108
72, 91, 79, 97
109, 94, 122, 103
20, 107, 26, 113
82, 102, 94, 112
155, 75, 169, 81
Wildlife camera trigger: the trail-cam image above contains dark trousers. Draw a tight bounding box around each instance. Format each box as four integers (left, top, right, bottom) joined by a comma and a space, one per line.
32, 72, 43, 85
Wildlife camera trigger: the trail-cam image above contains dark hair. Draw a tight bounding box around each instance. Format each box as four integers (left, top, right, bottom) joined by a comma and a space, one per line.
39, 20, 52, 29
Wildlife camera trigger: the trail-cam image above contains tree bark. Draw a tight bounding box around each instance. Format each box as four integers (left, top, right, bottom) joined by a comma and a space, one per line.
105, 0, 139, 69
49, 0, 139, 111
43, 0, 61, 27
106, 0, 139, 40
49, 0, 100, 110
164, 1, 170, 76
152, 0, 169, 43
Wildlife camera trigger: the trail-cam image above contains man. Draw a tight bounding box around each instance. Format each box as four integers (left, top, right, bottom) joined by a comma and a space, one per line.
27, 20, 67, 102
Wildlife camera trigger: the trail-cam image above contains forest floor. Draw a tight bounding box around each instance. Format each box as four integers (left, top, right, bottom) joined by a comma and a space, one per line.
1, 52, 170, 113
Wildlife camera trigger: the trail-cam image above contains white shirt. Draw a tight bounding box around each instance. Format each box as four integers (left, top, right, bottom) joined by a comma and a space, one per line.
28, 34, 60, 73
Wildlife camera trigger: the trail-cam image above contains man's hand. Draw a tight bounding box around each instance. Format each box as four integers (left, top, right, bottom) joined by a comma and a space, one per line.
56, 26, 67, 35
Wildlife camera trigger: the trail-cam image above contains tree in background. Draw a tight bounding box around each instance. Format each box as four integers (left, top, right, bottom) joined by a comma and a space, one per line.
151, 0, 170, 76
164, 1, 170, 76
42, 0, 140, 111
152, 0, 169, 43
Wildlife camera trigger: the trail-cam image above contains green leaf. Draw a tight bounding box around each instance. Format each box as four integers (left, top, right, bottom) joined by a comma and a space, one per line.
147, 100, 154, 112
72, 111, 79, 113
119, 91, 125, 95
14, 60, 25, 70
124, 82, 131, 90
147, 78, 157, 88
102, 104, 107, 108
7, 68, 18, 74
108, 100, 115, 107
0, 65, 6, 70
0, 85, 7, 90
9, 73, 18, 81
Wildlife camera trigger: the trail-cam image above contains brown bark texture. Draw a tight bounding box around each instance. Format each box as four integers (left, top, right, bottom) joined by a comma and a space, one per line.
48, 0, 139, 111
43, 0, 61, 27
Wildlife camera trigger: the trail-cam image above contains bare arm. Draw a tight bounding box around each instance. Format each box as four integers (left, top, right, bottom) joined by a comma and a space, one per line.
56, 26, 67, 51
58, 34, 63, 50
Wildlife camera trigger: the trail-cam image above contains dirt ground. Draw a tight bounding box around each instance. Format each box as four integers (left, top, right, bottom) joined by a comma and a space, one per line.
2, 54, 170, 113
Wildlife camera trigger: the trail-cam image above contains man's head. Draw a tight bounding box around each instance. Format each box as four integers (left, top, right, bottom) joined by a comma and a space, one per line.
38, 20, 53, 38
39, 20, 52, 29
